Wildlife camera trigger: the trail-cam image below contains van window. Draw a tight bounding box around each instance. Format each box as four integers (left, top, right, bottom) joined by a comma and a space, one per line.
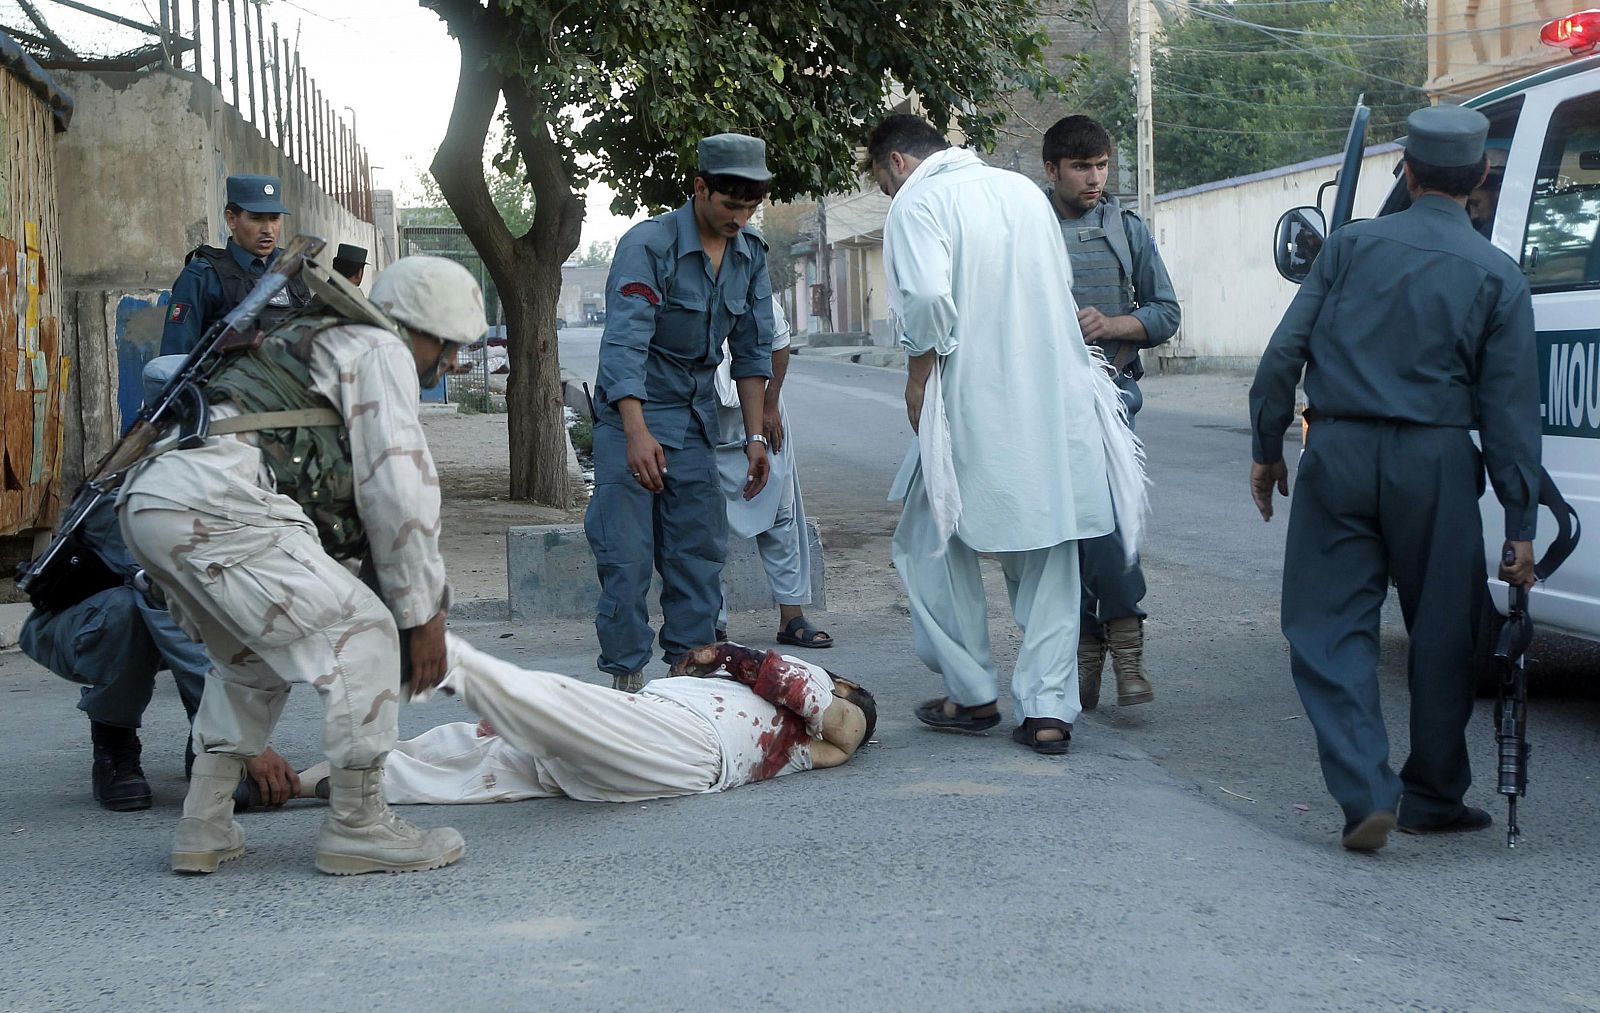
1521, 92, 1600, 292
1377, 97, 1524, 221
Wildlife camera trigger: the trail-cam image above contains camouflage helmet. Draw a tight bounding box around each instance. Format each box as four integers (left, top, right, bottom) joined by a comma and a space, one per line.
370, 255, 487, 345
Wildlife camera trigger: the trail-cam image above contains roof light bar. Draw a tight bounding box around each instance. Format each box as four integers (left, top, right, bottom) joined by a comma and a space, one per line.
1541, 10, 1600, 54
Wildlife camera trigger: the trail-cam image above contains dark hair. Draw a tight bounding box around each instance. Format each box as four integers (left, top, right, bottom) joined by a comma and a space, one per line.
826, 672, 877, 744
1404, 154, 1488, 198
865, 114, 950, 168
696, 171, 770, 203
224, 202, 244, 214
1042, 115, 1112, 166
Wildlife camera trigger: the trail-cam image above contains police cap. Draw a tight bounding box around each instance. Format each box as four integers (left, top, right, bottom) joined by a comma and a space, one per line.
332, 243, 369, 273
696, 133, 771, 182
226, 174, 291, 214
1398, 105, 1489, 168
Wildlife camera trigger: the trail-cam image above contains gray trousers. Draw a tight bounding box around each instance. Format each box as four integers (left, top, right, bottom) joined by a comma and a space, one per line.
1080, 373, 1146, 635
1282, 420, 1486, 828
585, 420, 726, 677
20, 586, 207, 729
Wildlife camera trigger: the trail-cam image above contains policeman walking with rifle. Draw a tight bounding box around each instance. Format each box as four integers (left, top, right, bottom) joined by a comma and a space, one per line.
1248, 104, 1541, 853
25, 238, 488, 876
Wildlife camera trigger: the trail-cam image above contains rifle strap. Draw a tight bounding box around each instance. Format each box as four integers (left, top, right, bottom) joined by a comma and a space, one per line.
206, 408, 343, 434
120, 408, 344, 475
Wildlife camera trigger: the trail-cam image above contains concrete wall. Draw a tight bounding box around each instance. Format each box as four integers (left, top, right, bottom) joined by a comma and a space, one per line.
507, 523, 826, 621
1152, 145, 1402, 369
51, 67, 382, 483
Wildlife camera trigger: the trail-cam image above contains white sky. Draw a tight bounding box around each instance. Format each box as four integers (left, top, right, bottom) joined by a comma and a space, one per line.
4, 0, 642, 250
268, 0, 645, 250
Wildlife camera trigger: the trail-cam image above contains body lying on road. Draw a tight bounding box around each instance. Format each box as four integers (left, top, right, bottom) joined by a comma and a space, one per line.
298, 638, 875, 805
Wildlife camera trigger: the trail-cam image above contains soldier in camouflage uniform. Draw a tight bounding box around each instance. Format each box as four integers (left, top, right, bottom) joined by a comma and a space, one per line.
119, 256, 486, 876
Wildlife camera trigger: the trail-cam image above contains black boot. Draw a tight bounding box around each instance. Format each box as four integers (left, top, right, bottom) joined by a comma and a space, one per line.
90, 721, 153, 812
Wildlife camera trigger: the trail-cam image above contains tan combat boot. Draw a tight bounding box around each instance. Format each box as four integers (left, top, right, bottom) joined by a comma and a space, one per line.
314, 765, 465, 876
171, 752, 248, 874
1078, 633, 1107, 711
1105, 616, 1155, 706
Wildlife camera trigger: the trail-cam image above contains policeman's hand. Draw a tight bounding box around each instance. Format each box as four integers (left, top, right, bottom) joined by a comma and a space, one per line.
763, 404, 785, 453
743, 442, 770, 500
625, 429, 667, 493
408, 610, 449, 698
1500, 539, 1536, 589
1250, 459, 1290, 521
243, 747, 300, 807
905, 379, 926, 433
1078, 306, 1114, 344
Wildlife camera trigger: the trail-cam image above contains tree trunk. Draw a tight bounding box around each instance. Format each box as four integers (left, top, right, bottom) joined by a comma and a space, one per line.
429, 3, 582, 506
502, 248, 570, 504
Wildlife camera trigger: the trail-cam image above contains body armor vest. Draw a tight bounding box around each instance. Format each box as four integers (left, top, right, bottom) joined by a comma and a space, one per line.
206, 316, 368, 559
188, 245, 312, 331
1059, 196, 1144, 378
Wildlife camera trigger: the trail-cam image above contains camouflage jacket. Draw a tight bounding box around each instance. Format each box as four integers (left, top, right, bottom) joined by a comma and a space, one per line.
123, 321, 449, 631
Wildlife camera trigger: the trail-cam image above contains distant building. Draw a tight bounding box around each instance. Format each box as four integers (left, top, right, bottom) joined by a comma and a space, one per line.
559, 264, 610, 325
1427, 0, 1577, 100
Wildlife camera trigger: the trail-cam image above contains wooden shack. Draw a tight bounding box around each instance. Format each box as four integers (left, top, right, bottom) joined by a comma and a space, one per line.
0, 34, 71, 538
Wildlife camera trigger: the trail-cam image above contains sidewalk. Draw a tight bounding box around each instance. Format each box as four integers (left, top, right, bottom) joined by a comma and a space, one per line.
0, 603, 1567, 1011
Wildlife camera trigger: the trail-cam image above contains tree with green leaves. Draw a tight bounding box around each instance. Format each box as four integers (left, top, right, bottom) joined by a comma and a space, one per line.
421, 0, 1059, 504
1070, 0, 1426, 193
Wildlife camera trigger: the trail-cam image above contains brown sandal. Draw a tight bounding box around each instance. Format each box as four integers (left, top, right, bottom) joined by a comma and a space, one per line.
1012, 717, 1072, 755
915, 697, 1000, 732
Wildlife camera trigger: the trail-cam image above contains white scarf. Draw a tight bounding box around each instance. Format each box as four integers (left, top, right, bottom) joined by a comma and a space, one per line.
882, 147, 982, 548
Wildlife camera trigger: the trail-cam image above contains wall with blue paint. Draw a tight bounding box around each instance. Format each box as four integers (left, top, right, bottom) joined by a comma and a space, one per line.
114, 292, 170, 429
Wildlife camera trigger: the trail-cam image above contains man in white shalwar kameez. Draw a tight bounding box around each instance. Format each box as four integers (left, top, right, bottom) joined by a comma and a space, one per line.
292, 638, 876, 805
713, 298, 832, 648
867, 114, 1129, 755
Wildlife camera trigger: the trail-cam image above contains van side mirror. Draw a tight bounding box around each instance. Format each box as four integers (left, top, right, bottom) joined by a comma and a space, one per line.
1273, 206, 1327, 284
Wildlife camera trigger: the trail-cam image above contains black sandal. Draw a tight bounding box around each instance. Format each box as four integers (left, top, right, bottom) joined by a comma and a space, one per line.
915, 697, 1001, 733
1012, 717, 1072, 755
776, 614, 833, 648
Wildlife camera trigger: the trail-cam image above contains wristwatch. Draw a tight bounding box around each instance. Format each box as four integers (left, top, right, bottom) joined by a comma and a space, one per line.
746, 434, 769, 448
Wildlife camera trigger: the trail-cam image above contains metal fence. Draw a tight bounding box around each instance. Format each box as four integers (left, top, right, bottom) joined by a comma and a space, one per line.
401, 225, 506, 413
9, 1, 374, 223
169, 0, 372, 221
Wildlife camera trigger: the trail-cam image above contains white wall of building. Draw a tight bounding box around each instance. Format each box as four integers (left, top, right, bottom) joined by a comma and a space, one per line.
1153, 144, 1403, 368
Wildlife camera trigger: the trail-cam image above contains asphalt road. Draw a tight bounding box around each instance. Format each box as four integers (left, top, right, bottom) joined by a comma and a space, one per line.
4, 342, 1599, 1010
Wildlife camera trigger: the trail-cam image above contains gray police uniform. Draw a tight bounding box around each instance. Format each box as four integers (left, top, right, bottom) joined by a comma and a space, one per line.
20, 495, 208, 729
1053, 193, 1181, 635
585, 202, 774, 678
161, 174, 308, 355
1249, 184, 1539, 827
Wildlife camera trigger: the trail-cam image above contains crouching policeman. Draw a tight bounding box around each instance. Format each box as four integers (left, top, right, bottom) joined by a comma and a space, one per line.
120, 256, 486, 876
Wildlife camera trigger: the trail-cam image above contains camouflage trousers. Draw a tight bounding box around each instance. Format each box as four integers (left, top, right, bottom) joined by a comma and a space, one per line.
120, 495, 401, 769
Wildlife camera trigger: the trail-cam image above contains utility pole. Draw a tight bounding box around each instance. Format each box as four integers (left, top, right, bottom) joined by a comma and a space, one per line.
816, 196, 834, 332
1132, 0, 1156, 224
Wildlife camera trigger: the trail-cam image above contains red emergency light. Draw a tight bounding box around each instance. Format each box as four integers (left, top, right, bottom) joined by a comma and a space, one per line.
1541, 9, 1600, 53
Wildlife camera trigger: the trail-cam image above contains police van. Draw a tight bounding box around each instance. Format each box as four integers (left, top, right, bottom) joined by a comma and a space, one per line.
1272, 13, 1600, 651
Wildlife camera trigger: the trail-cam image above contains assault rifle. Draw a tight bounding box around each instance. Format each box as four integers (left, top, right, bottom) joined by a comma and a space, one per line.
1492, 573, 1532, 849
14, 234, 326, 609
